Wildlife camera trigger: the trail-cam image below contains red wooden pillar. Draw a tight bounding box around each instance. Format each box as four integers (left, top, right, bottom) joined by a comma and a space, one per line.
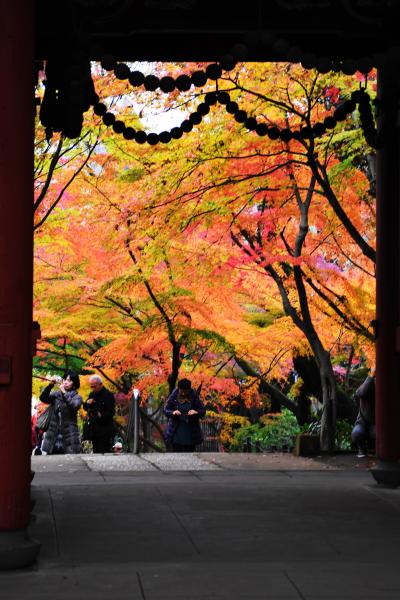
372, 60, 400, 487
0, 0, 40, 566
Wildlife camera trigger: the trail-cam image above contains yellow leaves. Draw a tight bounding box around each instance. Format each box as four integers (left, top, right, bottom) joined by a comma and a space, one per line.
207, 411, 250, 449
33, 61, 376, 398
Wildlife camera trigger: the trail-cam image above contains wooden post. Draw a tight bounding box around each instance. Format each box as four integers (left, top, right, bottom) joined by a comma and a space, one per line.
372, 60, 400, 487
133, 389, 140, 455
0, 0, 40, 567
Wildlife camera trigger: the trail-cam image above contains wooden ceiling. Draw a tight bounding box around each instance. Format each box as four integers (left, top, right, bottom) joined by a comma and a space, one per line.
35, 0, 399, 62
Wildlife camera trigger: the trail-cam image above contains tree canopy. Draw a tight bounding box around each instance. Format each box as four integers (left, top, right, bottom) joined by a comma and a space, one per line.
33, 60, 376, 448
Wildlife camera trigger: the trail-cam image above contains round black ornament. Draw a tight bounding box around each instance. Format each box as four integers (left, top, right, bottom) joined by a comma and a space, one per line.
226, 101, 238, 114
217, 91, 230, 105
93, 102, 107, 116
191, 71, 207, 87
181, 120, 193, 133
255, 123, 268, 136
135, 130, 147, 144
159, 131, 172, 143
220, 54, 237, 72
147, 133, 159, 145
114, 63, 130, 80
197, 103, 210, 116
234, 110, 247, 123
205, 92, 218, 105
244, 117, 257, 131
123, 127, 136, 140
160, 77, 175, 93
103, 112, 116, 126
113, 120, 125, 134
176, 75, 191, 91
171, 127, 183, 139
129, 71, 145, 87
144, 75, 159, 91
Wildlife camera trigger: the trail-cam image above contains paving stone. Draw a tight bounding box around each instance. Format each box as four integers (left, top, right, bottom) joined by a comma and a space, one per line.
81, 454, 157, 471
31, 455, 89, 472
143, 453, 221, 470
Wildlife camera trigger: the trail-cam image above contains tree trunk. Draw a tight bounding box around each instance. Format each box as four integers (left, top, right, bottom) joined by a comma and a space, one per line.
316, 349, 337, 452
235, 356, 299, 417
168, 341, 182, 394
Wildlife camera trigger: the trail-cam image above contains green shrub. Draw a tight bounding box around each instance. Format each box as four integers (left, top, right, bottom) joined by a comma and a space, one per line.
301, 419, 353, 450
335, 419, 353, 450
231, 409, 301, 452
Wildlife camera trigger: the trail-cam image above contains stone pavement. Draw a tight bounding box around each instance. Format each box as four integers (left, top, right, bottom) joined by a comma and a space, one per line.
1, 452, 400, 599
30, 450, 377, 475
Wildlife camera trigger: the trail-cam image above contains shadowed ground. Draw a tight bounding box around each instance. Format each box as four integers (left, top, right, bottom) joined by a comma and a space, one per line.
1, 453, 399, 599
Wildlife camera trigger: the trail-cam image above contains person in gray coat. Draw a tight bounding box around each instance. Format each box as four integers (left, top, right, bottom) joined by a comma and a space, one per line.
351, 367, 375, 458
39, 371, 82, 454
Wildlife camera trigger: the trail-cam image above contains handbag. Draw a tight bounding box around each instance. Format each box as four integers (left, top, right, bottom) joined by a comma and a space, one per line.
36, 404, 55, 431
82, 417, 94, 441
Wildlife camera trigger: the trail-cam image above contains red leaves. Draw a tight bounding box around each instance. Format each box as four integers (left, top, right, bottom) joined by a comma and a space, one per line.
324, 85, 340, 106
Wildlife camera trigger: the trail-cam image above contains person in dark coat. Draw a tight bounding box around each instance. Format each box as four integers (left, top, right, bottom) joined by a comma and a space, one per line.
39, 371, 82, 455
351, 367, 375, 458
163, 378, 206, 452
83, 375, 116, 453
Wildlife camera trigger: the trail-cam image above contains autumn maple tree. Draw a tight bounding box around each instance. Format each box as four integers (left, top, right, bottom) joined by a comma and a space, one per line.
33, 60, 376, 451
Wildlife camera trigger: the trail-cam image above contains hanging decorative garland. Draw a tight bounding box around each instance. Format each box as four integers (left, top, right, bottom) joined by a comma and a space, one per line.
99, 58, 230, 94
99, 29, 394, 91
39, 34, 381, 146
93, 81, 378, 148
92, 34, 381, 148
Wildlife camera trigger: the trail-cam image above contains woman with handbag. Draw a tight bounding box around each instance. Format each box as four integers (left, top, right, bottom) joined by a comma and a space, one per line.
39, 371, 83, 454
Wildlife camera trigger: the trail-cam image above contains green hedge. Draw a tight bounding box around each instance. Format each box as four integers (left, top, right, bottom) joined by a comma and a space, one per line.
231, 409, 301, 452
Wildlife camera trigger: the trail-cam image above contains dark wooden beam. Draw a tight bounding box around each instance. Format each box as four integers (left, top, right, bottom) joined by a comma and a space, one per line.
35, 0, 397, 61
